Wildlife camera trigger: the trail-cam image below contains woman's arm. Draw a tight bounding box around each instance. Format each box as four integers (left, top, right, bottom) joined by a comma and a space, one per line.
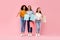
16, 11, 20, 17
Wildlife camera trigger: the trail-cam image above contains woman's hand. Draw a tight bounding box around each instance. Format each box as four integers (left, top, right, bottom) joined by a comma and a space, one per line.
16, 13, 19, 17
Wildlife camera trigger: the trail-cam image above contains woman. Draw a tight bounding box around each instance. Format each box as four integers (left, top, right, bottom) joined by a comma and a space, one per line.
24, 5, 35, 36
17, 5, 28, 36
35, 7, 43, 36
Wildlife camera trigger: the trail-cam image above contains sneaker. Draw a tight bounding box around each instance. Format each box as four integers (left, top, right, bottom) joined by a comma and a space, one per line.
20, 33, 24, 37
28, 33, 32, 37
36, 34, 38, 37
38, 34, 40, 36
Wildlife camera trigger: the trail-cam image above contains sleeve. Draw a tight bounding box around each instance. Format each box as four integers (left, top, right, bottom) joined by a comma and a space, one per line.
20, 11, 22, 17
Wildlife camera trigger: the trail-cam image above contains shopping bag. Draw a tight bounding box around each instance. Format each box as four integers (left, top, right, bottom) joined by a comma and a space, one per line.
42, 15, 46, 23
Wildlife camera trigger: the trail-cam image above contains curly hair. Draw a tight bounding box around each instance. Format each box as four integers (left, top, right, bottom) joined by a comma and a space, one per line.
21, 5, 28, 11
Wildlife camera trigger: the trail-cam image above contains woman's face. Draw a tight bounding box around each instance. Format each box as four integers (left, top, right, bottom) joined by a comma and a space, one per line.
38, 8, 41, 12
28, 6, 31, 10
23, 6, 25, 10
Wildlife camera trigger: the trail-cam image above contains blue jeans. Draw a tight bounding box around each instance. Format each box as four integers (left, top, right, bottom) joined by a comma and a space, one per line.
20, 17, 26, 33
27, 20, 32, 33
35, 20, 41, 33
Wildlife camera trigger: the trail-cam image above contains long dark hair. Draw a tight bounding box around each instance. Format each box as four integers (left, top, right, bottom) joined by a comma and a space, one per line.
28, 5, 32, 11
21, 5, 28, 11
36, 7, 42, 14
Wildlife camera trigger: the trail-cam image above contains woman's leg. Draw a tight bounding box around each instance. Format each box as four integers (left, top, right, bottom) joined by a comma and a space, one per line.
36, 20, 38, 33
23, 20, 26, 32
20, 17, 26, 33
27, 20, 30, 33
38, 21, 41, 33
35, 20, 40, 33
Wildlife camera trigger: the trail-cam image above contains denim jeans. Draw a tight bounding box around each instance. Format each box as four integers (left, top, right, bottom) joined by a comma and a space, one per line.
35, 20, 41, 33
20, 17, 26, 33
27, 20, 30, 33
27, 17, 32, 33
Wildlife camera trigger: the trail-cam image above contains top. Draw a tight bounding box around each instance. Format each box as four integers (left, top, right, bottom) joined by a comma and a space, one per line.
35, 13, 42, 20
19, 10, 26, 18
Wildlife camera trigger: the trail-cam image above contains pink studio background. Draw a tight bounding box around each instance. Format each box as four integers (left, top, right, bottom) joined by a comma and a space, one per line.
0, 0, 60, 40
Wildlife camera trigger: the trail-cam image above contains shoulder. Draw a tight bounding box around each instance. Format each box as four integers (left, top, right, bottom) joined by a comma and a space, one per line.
35, 12, 38, 14
26, 11, 29, 13
20, 10, 22, 11
18, 10, 22, 14
20, 10, 23, 12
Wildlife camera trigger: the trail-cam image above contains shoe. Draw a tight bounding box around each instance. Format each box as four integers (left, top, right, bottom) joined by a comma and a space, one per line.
38, 33, 40, 37
36, 34, 38, 37
20, 33, 24, 37
28, 33, 32, 37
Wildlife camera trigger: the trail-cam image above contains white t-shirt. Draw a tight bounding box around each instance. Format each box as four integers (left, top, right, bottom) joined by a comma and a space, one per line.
35, 13, 42, 20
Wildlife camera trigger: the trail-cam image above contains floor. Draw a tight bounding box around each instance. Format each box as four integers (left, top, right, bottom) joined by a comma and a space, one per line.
0, 34, 60, 40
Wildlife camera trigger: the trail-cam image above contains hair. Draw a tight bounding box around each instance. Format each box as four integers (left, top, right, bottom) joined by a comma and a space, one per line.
28, 5, 32, 11
36, 7, 42, 14
21, 5, 28, 11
